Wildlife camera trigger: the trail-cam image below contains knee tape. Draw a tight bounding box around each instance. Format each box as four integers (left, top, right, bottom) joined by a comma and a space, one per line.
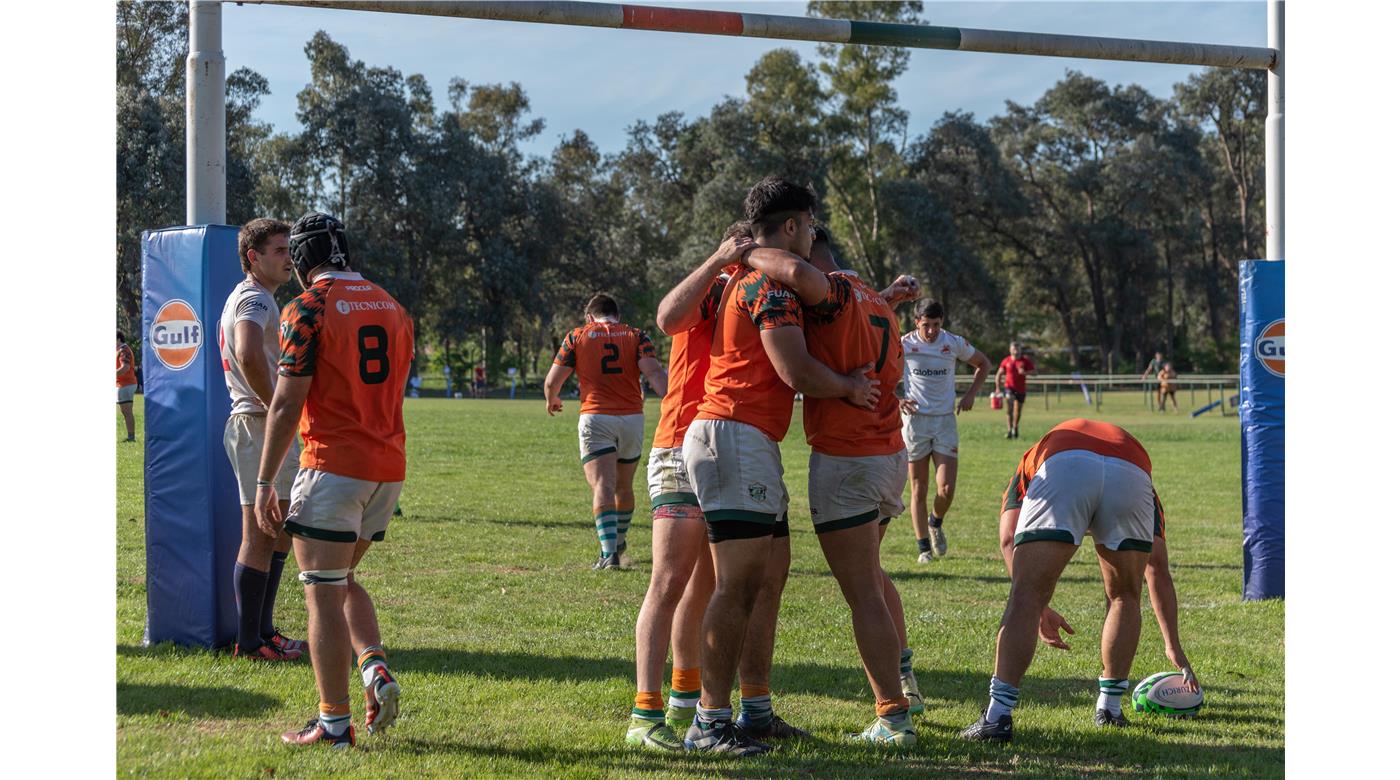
298, 568, 349, 586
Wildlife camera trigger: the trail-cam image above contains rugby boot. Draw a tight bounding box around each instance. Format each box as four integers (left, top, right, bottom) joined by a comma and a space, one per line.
665, 704, 697, 734
364, 664, 402, 734
932, 527, 948, 557
625, 717, 685, 752
916, 551, 933, 564
849, 714, 916, 746
265, 628, 307, 655
902, 673, 926, 716
684, 718, 771, 756
592, 552, 621, 571
1094, 708, 1129, 728
737, 712, 809, 740
960, 709, 1013, 743
234, 642, 301, 662
281, 719, 355, 749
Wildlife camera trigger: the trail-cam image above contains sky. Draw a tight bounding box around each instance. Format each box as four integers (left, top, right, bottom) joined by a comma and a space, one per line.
222, 1, 1265, 158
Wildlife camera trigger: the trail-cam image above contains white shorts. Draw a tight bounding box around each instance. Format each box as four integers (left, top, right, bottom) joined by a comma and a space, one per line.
117, 384, 137, 404
285, 468, 403, 544
808, 451, 907, 532
647, 445, 697, 509
579, 413, 644, 464
902, 413, 959, 461
682, 419, 789, 536
1014, 450, 1155, 552
223, 413, 298, 504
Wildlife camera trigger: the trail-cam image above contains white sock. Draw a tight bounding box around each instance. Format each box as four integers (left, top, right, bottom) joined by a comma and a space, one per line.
1097, 677, 1128, 716
362, 660, 387, 689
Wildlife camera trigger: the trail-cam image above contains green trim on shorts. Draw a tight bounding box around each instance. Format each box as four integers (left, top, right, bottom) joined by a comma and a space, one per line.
651, 492, 700, 510
1013, 529, 1076, 546
370, 530, 386, 542
703, 509, 777, 525
879, 516, 892, 527
285, 520, 358, 544
581, 446, 617, 464
1114, 538, 1153, 553
618, 455, 641, 464
814, 509, 881, 534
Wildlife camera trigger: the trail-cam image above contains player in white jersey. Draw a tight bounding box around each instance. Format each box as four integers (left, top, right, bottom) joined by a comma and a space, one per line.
218, 218, 304, 661
899, 299, 991, 561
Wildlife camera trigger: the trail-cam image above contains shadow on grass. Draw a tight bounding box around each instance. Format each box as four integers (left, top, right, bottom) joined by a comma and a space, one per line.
880, 568, 1103, 586
387, 729, 1281, 778
118, 682, 278, 718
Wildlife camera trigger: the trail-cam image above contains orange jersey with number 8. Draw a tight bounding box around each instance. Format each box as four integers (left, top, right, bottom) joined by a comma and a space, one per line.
554, 322, 656, 415
278, 272, 415, 483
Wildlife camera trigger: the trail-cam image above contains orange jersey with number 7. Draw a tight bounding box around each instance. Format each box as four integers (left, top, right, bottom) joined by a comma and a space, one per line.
553, 322, 656, 416
802, 272, 904, 457
278, 272, 415, 483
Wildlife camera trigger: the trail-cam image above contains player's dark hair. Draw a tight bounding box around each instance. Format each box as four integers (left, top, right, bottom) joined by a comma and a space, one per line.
723, 220, 753, 241
809, 224, 846, 271
585, 293, 620, 320
238, 218, 291, 273
743, 176, 817, 238
916, 299, 944, 321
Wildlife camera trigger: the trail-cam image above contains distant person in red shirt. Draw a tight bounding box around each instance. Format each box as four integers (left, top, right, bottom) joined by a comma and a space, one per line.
995, 342, 1036, 439
116, 331, 138, 442
473, 363, 486, 398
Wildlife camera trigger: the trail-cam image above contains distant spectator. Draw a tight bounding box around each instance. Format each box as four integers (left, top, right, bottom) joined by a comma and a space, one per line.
995, 342, 1037, 439
473, 362, 486, 398
117, 331, 138, 442
1157, 362, 1179, 412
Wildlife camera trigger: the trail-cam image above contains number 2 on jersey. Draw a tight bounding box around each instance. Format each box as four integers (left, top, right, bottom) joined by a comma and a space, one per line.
867, 315, 891, 373
358, 324, 391, 384
600, 343, 622, 374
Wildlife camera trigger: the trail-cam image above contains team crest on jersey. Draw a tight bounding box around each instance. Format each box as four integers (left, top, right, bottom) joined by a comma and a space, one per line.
748, 483, 768, 502
941, 345, 952, 354
150, 299, 202, 371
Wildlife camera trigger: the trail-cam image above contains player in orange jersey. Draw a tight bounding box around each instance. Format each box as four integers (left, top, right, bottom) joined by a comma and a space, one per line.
627, 223, 755, 751
545, 294, 667, 570
116, 331, 138, 441
681, 178, 878, 756
254, 213, 415, 749
743, 226, 923, 744
963, 419, 1167, 742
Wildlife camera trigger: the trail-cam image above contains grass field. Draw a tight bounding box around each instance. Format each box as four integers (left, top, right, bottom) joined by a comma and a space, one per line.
116, 393, 1283, 778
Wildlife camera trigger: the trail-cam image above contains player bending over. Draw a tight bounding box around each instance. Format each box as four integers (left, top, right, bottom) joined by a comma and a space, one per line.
962, 419, 1182, 742
544, 294, 667, 570
681, 178, 878, 756
899, 299, 991, 561
627, 224, 754, 751
256, 213, 414, 748
220, 217, 305, 661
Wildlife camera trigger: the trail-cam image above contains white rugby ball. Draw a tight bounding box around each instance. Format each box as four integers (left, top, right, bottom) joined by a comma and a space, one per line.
1131, 672, 1203, 718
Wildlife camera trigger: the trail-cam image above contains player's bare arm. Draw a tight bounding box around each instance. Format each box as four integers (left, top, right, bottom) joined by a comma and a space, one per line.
742, 247, 829, 306
233, 319, 276, 407
639, 355, 667, 397
959, 350, 992, 413
117, 350, 132, 380
656, 236, 754, 335
254, 374, 312, 538
998, 505, 1076, 650
759, 326, 879, 409
1146, 537, 1198, 692
543, 363, 572, 416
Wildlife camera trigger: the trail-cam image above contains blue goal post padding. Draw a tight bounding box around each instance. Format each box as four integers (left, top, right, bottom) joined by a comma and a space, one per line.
141, 225, 244, 648
1239, 260, 1284, 601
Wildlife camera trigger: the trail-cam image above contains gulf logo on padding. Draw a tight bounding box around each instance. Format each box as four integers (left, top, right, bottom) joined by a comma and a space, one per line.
150, 299, 202, 370
1254, 319, 1283, 377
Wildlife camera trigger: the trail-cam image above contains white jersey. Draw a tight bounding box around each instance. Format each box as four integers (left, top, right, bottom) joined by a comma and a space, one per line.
219, 277, 281, 415
901, 329, 977, 416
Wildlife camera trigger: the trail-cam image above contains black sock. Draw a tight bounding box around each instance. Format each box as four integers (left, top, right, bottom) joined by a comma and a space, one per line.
917, 537, 932, 554
234, 562, 269, 650
931, 516, 944, 529
260, 551, 288, 640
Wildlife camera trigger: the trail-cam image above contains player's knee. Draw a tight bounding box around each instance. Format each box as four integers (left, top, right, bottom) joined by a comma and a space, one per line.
937, 482, 956, 502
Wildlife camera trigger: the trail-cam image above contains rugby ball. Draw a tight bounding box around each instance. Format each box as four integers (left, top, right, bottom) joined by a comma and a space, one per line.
1132, 672, 1203, 718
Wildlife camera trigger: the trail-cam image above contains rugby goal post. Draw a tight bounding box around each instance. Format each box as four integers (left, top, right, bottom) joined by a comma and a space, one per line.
145, 2, 1280, 649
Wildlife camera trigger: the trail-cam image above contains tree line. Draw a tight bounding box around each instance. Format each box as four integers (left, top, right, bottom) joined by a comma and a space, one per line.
118, 1, 1263, 382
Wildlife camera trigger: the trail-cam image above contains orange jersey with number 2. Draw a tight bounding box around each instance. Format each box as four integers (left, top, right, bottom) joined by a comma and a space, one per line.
554, 321, 656, 416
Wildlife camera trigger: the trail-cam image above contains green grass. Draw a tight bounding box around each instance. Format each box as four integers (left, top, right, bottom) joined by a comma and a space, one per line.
117, 392, 1282, 777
